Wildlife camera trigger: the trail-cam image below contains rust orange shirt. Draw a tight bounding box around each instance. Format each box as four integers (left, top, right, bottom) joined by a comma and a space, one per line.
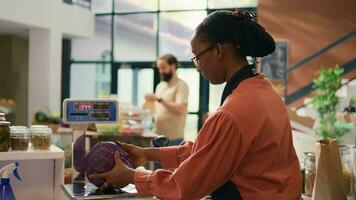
134, 75, 302, 200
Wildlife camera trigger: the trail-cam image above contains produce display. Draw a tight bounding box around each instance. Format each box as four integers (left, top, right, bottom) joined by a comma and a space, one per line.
119, 120, 144, 135
34, 111, 62, 124
118, 104, 146, 135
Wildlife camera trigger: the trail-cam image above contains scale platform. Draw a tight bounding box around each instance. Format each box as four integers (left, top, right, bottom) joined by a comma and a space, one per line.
61, 182, 145, 199
62, 99, 156, 199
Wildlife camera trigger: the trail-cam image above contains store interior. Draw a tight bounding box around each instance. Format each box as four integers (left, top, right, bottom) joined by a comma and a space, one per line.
0, 0, 355, 199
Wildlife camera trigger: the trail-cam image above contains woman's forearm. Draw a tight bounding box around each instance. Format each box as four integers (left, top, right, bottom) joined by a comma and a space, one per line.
144, 148, 161, 162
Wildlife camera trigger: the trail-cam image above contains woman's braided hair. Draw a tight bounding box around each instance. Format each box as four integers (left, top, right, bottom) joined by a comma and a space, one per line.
196, 9, 275, 58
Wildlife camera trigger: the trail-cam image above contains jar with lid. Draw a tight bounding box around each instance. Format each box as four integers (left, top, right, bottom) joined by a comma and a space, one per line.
30, 126, 52, 150
30, 125, 47, 129
10, 126, 28, 132
304, 152, 316, 196
0, 113, 11, 152
301, 152, 310, 194
339, 145, 352, 196
11, 127, 30, 150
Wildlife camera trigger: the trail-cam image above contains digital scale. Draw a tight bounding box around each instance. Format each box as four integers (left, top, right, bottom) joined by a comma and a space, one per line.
61, 99, 144, 199
63, 99, 119, 123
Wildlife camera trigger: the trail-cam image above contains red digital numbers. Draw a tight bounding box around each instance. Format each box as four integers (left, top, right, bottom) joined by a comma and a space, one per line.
74, 103, 92, 110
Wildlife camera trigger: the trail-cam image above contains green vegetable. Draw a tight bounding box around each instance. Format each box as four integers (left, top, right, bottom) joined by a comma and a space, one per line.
35, 112, 48, 123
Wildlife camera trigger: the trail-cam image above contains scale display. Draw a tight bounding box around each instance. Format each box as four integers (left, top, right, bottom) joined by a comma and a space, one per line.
63, 99, 119, 123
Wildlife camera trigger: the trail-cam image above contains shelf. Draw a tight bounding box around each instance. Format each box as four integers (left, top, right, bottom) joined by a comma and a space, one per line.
0, 145, 64, 161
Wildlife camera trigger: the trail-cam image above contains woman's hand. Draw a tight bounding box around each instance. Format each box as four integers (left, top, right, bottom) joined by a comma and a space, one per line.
121, 143, 148, 168
89, 151, 135, 190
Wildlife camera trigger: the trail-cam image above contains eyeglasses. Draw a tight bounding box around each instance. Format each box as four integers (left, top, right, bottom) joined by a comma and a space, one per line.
191, 44, 216, 68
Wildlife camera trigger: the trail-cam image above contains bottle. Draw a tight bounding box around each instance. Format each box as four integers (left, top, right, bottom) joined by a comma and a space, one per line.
304, 152, 316, 196
0, 113, 11, 152
301, 152, 310, 194
0, 162, 22, 200
339, 145, 353, 198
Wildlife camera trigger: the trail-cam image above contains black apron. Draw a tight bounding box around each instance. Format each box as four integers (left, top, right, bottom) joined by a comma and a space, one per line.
210, 64, 257, 200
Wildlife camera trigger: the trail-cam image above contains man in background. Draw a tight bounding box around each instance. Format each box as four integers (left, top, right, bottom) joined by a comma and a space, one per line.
145, 54, 189, 148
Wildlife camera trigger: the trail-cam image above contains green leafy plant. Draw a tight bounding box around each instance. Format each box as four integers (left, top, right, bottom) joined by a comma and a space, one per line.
311, 66, 348, 139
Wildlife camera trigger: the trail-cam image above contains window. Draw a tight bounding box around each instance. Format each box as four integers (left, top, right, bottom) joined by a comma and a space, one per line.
137, 69, 154, 107
115, 14, 157, 61
117, 68, 133, 103
159, 11, 207, 61
91, 0, 112, 13
209, 83, 226, 112
66, 0, 257, 139
184, 114, 199, 141
72, 16, 111, 61
177, 68, 200, 112
160, 0, 206, 11
115, 0, 158, 12
70, 64, 111, 98
116, 67, 154, 106
208, 0, 258, 9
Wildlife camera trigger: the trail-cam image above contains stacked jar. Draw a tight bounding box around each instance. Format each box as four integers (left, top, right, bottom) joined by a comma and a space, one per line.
10, 126, 30, 150
304, 152, 316, 196
339, 145, 352, 196
0, 113, 11, 152
30, 125, 52, 150
300, 152, 309, 194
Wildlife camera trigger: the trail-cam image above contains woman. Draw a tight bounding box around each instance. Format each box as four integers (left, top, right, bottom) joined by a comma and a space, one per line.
90, 9, 302, 200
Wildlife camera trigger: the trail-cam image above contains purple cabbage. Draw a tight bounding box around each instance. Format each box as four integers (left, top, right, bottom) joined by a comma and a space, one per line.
85, 141, 134, 187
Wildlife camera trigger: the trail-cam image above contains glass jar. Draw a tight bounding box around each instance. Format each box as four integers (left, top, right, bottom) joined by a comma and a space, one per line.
339, 145, 352, 196
30, 125, 47, 129
0, 113, 11, 152
11, 128, 30, 150
10, 126, 27, 130
30, 126, 52, 150
301, 152, 311, 194
304, 152, 316, 196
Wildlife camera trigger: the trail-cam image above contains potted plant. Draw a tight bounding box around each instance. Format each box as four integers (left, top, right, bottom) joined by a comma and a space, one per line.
312, 67, 348, 139
310, 66, 347, 200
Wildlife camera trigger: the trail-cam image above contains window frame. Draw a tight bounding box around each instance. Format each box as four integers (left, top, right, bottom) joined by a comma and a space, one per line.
63, 0, 257, 132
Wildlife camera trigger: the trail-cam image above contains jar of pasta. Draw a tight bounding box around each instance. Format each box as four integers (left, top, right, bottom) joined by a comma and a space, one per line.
30, 125, 52, 150
11, 127, 30, 150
